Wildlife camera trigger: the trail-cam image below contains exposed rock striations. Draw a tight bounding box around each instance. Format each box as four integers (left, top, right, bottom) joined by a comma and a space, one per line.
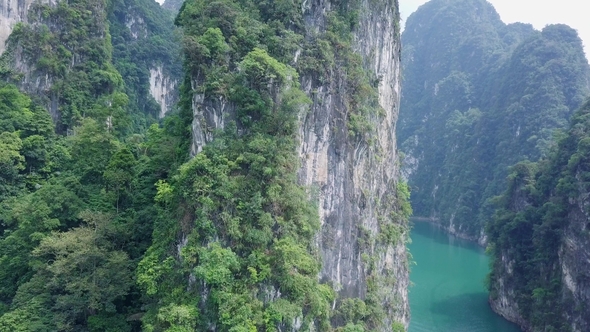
149, 65, 177, 118
297, 0, 408, 327
181, 0, 409, 330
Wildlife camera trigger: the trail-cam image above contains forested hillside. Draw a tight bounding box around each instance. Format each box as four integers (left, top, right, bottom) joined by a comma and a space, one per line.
399, 0, 590, 241
487, 99, 590, 332
0, 0, 183, 330
0, 0, 409, 331
399, 0, 590, 330
140, 0, 410, 330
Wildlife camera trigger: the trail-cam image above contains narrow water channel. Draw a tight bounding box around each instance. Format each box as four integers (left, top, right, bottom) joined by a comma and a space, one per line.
408, 221, 521, 332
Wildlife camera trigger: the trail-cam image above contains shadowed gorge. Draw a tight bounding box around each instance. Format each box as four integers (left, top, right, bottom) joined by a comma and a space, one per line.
399, 0, 590, 331
399, 0, 590, 243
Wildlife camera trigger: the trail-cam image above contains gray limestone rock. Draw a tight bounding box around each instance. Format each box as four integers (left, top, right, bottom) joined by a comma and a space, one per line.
188, 0, 409, 329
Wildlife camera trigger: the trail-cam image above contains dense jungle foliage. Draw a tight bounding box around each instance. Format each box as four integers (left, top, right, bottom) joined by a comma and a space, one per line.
139, 0, 408, 331
0, 0, 180, 134
399, 0, 590, 237
0, 0, 184, 330
487, 99, 590, 331
0, 0, 409, 331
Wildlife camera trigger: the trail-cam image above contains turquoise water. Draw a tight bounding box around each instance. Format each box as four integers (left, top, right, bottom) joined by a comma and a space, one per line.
408, 221, 521, 332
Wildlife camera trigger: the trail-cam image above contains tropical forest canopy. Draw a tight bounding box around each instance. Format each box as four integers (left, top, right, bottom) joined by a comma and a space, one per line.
399, 0, 590, 331
399, 0, 590, 237
0, 0, 409, 331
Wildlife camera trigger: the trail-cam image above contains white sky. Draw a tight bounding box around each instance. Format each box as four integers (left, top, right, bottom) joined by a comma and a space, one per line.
399, 0, 589, 59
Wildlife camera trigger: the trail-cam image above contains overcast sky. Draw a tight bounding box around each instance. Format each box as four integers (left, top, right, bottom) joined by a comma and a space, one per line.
399, 0, 589, 58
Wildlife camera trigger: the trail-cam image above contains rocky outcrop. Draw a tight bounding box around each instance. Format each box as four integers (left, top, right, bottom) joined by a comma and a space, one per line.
189, 0, 409, 329
111, 2, 180, 119
488, 103, 590, 331
0, 0, 50, 54
149, 66, 177, 118
489, 169, 590, 332
488, 253, 531, 331
558, 174, 590, 332
124, 11, 147, 40
299, 0, 408, 327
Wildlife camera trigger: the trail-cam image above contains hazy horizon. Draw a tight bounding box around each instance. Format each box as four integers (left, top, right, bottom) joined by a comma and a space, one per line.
400, 0, 588, 59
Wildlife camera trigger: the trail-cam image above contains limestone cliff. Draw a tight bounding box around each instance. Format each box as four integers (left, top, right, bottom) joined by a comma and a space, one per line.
187, 0, 409, 329
488, 101, 590, 331
0, 0, 55, 54
0, 0, 180, 129
113, 2, 180, 118
559, 191, 590, 332
298, 0, 408, 327
149, 65, 177, 117
399, 0, 590, 244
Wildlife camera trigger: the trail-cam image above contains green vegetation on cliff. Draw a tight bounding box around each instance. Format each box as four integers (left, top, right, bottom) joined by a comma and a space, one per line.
0, 0, 180, 133
0, 0, 184, 330
0, 0, 407, 331
138, 0, 407, 330
399, 0, 590, 238
109, 0, 182, 123
487, 100, 590, 331
2, 0, 127, 133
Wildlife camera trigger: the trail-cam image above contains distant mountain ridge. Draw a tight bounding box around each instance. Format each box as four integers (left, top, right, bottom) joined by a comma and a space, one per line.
399, 0, 590, 242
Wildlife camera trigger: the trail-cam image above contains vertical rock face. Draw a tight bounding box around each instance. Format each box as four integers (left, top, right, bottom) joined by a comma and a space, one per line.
487, 168, 533, 330
111, 2, 181, 119
488, 253, 530, 330
559, 194, 590, 332
124, 11, 147, 40
489, 158, 590, 332
298, 0, 408, 326
0, 0, 41, 54
1, 0, 85, 126
189, 0, 409, 328
149, 66, 177, 118
488, 102, 590, 332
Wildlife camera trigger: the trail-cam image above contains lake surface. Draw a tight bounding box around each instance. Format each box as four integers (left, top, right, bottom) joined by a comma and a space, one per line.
408, 221, 521, 332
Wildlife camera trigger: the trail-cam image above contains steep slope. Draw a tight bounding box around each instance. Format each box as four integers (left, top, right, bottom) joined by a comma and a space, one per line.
487, 100, 590, 332
0, 0, 181, 132
0, 0, 51, 54
0, 1, 186, 331
138, 0, 409, 331
109, 0, 181, 119
399, 0, 590, 242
